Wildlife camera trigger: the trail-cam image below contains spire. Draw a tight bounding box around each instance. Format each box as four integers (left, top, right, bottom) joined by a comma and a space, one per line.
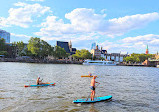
146, 45, 148, 50
146, 44, 149, 54
96, 45, 98, 50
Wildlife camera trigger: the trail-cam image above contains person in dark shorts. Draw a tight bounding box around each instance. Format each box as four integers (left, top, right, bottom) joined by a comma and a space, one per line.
90, 76, 100, 101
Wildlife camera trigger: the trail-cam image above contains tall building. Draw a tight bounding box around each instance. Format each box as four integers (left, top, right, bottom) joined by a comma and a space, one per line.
91, 42, 96, 50
91, 45, 101, 59
56, 41, 76, 55
146, 45, 149, 54
0, 30, 10, 43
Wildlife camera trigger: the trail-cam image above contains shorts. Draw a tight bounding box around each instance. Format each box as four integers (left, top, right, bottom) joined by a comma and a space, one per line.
90, 86, 95, 90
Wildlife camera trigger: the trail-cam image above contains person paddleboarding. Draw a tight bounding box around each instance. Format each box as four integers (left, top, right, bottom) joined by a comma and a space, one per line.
36, 77, 48, 85
90, 76, 100, 101
88, 72, 92, 76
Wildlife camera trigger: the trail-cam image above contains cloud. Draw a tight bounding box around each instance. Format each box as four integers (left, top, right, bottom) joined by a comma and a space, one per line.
11, 33, 31, 38
122, 34, 159, 43
0, 2, 51, 28
108, 12, 159, 36
120, 34, 159, 53
35, 9, 159, 40
0, 17, 10, 28
10, 33, 32, 43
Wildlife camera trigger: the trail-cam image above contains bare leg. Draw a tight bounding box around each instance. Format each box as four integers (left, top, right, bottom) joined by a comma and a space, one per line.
92, 90, 95, 101
91, 90, 93, 101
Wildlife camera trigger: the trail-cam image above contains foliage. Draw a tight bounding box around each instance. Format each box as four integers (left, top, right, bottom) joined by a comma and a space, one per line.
124, 53, 155, 63
16, 41, 25, 56
0, 38, 6, 51
27, 37, 52, 58
51, 46, 69, 59
0, 51, 8, 55
72, 49, 92, 60
99, 57, 105, 60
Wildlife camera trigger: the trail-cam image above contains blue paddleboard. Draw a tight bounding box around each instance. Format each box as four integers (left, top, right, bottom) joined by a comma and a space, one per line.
24, 83, 55, 87
73, 95, 112, 103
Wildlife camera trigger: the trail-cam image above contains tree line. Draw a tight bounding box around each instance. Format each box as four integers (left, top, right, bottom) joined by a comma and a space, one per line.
124, 53, 155, 63
1, 37, 156, 62
0, 37, 92, 60
0, 37, 69, 59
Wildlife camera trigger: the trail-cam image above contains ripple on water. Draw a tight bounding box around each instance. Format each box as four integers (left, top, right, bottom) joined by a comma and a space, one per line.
48, 109, 68, 112
57, 96, 65, 98
0, 63, 159, 112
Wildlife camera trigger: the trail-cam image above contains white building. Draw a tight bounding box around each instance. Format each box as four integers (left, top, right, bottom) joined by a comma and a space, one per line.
0, 30, 10, 43
102, 53, 128, 62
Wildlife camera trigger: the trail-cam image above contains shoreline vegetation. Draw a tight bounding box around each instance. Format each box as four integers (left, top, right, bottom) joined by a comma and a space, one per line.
0, 58, 83, 64
0, 58, 149, 67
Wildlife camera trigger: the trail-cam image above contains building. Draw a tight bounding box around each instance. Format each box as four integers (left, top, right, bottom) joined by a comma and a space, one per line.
56, 41, 76, 55
145, 45, 149, 54
91, 42, 96, 50
0, 30, 10, 43
90, 43, 128, 62
155, 51, 159, 59
142, 52, 159, 67
91, 45, 101, 59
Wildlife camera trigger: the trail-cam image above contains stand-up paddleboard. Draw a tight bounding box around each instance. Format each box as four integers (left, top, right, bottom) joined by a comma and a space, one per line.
81, 75, 98, 77
73, 95, 112, 103
24, 83, 55, 87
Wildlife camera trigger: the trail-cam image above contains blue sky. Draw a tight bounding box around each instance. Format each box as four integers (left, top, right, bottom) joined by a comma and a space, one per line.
0, 0, 159, 54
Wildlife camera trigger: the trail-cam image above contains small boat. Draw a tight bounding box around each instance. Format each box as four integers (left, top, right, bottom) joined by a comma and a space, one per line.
81, 75, 97, 77
73, 95, 112, 103
24, 83, 55, 87
83, 60, 116, 66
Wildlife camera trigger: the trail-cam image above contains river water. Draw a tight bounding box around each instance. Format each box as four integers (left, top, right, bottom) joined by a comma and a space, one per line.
0, 62, 159, 112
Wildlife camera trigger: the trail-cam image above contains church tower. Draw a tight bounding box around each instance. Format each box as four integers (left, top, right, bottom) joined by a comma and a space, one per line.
69, 40, 72, 52
145, 45, 149, 54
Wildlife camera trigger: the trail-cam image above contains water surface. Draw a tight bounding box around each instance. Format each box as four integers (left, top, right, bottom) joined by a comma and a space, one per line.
0, 62, 159, 112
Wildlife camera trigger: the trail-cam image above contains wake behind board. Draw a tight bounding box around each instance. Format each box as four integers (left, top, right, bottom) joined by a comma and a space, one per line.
73, 95, 112, 103
24, 83, 55, 87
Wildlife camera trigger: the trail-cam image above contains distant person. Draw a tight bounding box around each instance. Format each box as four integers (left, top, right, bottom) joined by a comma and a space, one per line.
89, 72, 92, 76
36, 77, 45, 85
90, 76, 100, 101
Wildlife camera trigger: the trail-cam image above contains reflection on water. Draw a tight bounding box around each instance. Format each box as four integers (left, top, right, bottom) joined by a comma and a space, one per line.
89, 104, 99, 112
0, 62, 159, 112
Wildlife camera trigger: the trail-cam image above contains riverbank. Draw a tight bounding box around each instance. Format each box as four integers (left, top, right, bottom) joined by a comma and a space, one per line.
1, 58, 158, 67
0, 58, 83, 64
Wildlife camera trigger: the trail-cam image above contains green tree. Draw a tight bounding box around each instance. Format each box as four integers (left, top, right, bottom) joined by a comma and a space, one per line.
16, 41, 25, 56
52, 46, 69, 59
0, 51, 8, 55
40, 40, 52, 58
0, 38, 6, 51
27, 37, 52, 59
124, 53, 155, 63
27, 37, 41, 57
99, 57, 105, 60
124, 56, 135, 63
72, 49, 92, 60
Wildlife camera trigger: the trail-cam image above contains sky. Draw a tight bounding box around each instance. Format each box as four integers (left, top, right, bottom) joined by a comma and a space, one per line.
0, 0, 159, 54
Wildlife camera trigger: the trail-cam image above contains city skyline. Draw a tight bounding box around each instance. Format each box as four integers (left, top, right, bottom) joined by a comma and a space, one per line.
0, 0, 159, 54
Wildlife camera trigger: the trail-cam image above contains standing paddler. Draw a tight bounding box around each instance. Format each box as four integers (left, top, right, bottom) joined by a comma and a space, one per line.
90, 76, 100, 101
